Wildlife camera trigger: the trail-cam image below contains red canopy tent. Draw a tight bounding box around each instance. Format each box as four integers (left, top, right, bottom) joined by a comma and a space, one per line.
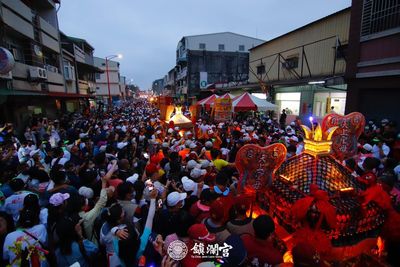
232, 92, 277, 112
231, 92, 258, 112
219, 93, 235, 99
197, 94, 218, 110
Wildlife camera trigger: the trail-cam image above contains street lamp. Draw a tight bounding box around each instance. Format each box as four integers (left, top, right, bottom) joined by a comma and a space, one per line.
105, 54, 122, 107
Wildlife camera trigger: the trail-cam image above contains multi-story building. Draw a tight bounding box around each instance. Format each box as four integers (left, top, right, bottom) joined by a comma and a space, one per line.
152, 78, 164, 95
0, 0, 64, 127
345, 0, 400, 125
94, 57, 122, 104
163, 67, 176, 96
60, 32, 103, 113
175, 32, 264, 99
248, 8, 351, 121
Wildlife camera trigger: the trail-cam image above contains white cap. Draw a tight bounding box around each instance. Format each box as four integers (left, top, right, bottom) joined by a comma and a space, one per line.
182, 176, 196, 192
290, 121, 296, 126
189, 143, 197, 149
117, 142, 128, 149
190, 168, 207, 179
174, 127, 180, 131
221, 148, 230, 155
126, 173, 139, 184
200, 160, 211, 169
167, 128, 174, 134
78, 186, 94, 199
205, 141, 213, 148
207, 130, 214, 135
167, 192, 187, 207
187, 160, 200, 170
363, 143, 373, 152
162, 142, 169, 148
99, 145, 107, 152
185, 140, 192, 147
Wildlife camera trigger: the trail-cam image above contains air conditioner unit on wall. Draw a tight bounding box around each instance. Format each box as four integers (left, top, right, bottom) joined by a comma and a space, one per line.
29, 67, 47, 81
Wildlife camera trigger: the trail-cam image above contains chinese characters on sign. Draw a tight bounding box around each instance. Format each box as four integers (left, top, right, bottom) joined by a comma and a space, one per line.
235, 144, 287, 192
190, 242, 233, 258
322, 112, 365, 160
167, 240, 233, 260
214, 98, 232, 122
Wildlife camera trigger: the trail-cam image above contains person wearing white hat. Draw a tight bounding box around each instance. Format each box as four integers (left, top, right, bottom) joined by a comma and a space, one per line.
78, 186, 94, 199
187, 159, 201, 170
190, 168, 207, 180
167, 191, 187, 208
117, 141, 128, 150
126, 173, 139, 184
182, 176, 209, 197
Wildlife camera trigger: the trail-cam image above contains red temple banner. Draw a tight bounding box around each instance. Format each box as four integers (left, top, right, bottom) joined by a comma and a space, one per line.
214, 98, 232, 122
322, 112, 365, 160
235, 144, 287, 194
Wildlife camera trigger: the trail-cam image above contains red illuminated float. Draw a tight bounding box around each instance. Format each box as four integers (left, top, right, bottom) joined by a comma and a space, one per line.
236, 115, 387, 257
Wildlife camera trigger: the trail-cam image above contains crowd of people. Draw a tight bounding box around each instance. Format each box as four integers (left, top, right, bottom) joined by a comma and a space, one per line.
0, 99, 399, 267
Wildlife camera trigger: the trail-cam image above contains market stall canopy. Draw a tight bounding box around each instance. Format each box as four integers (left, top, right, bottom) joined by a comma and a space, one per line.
232, 92, 277, 112
196, 94, 218, 109
219, 93, 235, 99
210, 93, 235, 107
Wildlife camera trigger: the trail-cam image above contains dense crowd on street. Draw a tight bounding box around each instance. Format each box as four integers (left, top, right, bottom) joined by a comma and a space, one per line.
0, 99, 399, 267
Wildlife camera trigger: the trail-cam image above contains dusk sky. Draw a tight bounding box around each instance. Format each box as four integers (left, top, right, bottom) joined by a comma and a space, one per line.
58, 0, 351, 90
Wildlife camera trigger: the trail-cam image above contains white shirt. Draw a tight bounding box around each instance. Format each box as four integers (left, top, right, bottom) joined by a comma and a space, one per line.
17, 147, 28, 162
2, 191, 31, 222
3, 224, 47, 267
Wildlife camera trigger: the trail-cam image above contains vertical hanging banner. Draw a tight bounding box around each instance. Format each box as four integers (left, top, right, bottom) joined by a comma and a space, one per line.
159, 96, 173, 121
214, 98, 232, 122
321, 112, 365, 160
199, 72, 208, 89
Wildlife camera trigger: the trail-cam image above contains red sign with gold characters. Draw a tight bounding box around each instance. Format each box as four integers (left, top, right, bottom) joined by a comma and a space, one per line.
213, 98, 232, 122
322, 112, 365, 160
235, 144, 287, 193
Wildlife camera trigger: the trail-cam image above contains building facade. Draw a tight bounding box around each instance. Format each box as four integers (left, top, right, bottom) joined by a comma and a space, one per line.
345, 0, 400, 125
175, 32, 264, 99
249, 8, 351, 121
94, 57, 121, 103
60, 33, 102, 113
0, 0, 65, 128
152, 78, 164, 95
163, 67, 176, 96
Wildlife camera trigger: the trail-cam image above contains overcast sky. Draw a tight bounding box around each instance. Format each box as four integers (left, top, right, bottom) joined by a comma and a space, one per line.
58, 0, 351, 89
